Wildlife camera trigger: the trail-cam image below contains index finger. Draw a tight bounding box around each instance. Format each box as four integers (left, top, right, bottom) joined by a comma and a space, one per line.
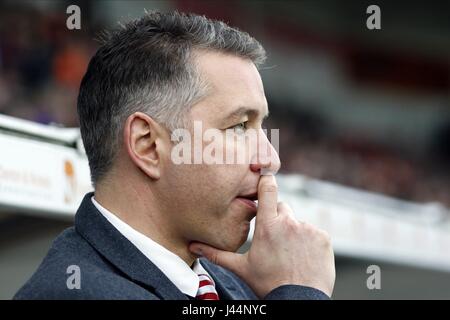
256, 174, 278, 222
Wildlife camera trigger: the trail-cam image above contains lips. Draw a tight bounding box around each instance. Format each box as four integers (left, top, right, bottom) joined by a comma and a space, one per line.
236, 197, 257, 211
235, 191, 258, 212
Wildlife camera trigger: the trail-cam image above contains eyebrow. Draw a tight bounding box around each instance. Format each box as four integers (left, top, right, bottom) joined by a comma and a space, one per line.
223, 106, 270, 122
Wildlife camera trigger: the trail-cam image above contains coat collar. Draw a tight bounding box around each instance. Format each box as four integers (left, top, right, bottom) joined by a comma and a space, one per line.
75, 192, 188, 300
74, 192, 246, 300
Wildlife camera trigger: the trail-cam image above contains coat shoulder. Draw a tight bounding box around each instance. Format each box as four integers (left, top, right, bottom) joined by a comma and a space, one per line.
13, 227, 156, 300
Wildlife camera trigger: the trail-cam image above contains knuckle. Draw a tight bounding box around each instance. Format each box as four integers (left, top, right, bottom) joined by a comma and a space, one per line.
322, 230, 331, 240
317, 229, 332, 245
280, 216, 300, 234
301, 223, 330, 240
285, 217, 298, 230
301, 222, 314, 233
276, 201, 288, 212
297, 221, 308, 232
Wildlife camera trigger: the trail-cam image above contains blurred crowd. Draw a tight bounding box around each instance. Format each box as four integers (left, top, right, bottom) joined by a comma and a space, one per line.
270, 108, 450, 207
0, 6, 449, 207
0, 7, 95, 127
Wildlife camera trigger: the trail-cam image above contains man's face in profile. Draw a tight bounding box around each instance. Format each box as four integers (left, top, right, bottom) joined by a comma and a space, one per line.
158, 51, 280, 252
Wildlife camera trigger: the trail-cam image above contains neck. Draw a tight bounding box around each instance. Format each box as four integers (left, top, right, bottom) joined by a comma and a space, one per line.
94, 180, 197, 266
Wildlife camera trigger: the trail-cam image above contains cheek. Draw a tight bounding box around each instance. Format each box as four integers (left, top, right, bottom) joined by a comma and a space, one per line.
187, 165, 248, 219
197, 165, 241, 201
165, 163, 226, 203
217, 212, 252, 251
164, 148, 248, 208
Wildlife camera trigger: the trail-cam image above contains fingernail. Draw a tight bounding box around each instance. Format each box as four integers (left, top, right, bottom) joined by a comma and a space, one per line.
261, 168, 273, 176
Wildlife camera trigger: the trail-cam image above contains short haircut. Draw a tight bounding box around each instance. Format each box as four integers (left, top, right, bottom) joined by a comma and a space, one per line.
77, 10, 266, 187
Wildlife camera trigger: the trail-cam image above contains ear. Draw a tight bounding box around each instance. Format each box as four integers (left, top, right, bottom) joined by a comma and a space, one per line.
123, 112, 167, 180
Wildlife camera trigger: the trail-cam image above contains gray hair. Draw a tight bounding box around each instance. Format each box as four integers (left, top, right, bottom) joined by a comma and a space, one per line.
77, 10, 266, 187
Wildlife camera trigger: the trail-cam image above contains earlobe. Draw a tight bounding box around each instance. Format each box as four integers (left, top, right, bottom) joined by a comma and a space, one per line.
124, 112, 162, 180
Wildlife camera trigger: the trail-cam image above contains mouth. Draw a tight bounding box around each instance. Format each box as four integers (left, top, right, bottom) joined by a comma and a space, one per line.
235, 192, 258, 212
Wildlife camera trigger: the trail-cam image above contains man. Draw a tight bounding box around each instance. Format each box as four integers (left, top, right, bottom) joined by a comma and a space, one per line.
14, 11, 335, 300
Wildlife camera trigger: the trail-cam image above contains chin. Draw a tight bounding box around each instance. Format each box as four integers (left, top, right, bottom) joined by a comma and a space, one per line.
200, 218, 251, 252
217, 227, 250, 252
223, 239, 245, 252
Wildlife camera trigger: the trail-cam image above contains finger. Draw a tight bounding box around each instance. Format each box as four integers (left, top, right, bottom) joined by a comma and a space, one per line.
189, 242, 244, 276
256, 174, 278, 223
277, 201, 295, 219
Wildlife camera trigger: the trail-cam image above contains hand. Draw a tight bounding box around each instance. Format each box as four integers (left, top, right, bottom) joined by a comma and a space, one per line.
189, 174, 336, 298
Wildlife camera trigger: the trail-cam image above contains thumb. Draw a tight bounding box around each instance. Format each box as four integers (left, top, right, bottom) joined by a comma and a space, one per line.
189, 242, 244, 275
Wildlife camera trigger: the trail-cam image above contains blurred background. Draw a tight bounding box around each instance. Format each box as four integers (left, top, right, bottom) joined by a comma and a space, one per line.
0, 0, 449, 299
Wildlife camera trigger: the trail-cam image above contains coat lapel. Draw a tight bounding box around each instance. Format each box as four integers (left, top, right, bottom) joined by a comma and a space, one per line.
74, 192, 188, 300
200, 258, 257, 300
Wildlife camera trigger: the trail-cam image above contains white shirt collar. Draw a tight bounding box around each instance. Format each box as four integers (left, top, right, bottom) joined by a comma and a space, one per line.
91, 196, 212, 297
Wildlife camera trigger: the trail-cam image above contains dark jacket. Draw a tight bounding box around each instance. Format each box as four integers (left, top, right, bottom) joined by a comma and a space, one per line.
14, 193, 329, 300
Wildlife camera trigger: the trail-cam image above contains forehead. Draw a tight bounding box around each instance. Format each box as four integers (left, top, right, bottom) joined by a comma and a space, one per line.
190, 50, 268, 121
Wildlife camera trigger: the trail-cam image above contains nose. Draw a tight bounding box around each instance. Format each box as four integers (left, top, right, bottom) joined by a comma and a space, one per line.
250, 128, 281, 175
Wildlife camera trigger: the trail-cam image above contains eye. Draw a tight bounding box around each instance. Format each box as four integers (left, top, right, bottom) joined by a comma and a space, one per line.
229, 121, 248, 134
